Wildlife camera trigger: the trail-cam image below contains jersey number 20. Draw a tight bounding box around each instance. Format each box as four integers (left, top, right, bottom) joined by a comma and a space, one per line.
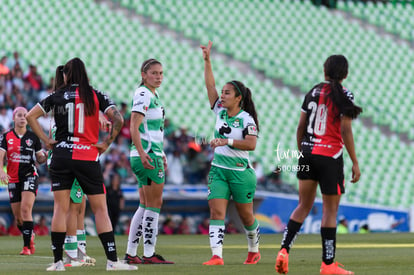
66, 103, 85, 134
307, 102, 327, 136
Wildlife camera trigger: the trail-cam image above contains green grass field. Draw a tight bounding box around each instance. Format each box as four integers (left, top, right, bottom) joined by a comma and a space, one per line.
0, 233, 413, 274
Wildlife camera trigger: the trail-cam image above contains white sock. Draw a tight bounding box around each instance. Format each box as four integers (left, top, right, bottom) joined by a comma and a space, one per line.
209, 224, 225, 258
126, 206, 145, 256
142, 209, 159, 257
77, 229, 87, 255
244, 225, 260, 253
64, 235, 78, 259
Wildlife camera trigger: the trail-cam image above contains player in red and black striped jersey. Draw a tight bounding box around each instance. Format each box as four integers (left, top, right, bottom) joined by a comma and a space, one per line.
276, 55, 362, 275
0, 107, 47, 255
26, 58, 136, 271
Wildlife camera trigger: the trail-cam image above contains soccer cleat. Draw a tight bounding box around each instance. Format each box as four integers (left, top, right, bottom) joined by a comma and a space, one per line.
77, 248, 96, 265
46, 260, 65, 271
143, 253, 174, 264
124, 253, 143, 264
320, 262, 354, 275
30, 233, 36, 254
106, 259, 138, 271
244, 251, 261, 264
275, 248, 289, 274
202, 255, 224, 265
20, 246, 31, 255
64, 256, 93, 267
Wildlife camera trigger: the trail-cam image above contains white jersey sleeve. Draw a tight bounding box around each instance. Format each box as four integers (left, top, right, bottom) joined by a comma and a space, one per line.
131, 87, 151, 115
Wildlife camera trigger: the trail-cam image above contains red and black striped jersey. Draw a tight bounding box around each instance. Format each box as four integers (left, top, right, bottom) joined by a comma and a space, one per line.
0, 129, 42, 183
38, 84, 115, 161
300, 82, 354, 158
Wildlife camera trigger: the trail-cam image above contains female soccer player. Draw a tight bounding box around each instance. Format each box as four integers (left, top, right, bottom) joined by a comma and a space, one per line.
123, 58, 173, 264
0, 106, 47, 255
200, 41, 261, 265
26, 57, 136, 271
275, 55, 362, 275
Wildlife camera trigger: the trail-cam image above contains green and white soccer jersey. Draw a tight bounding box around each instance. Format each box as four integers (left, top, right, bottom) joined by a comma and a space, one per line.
130, 86, 165, 157
211, 100, 258, 171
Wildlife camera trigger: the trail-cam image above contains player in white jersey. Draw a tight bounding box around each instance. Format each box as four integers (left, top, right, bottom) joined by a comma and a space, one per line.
124, 58, 173, 265
201, 41, 261, 266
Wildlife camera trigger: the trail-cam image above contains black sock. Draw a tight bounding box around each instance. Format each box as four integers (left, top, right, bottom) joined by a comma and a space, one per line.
17, 223, 23, 234
321, 227, 336, 265
22, 221, 34, 247
51, 232, 66, 263
281, 219, 302, 253
99, 231, 117, 261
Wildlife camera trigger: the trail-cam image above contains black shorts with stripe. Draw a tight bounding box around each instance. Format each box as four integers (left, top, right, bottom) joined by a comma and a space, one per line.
297, 153, 345, 195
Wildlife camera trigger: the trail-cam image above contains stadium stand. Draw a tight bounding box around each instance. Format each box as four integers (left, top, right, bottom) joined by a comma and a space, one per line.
0, 0, 413, 208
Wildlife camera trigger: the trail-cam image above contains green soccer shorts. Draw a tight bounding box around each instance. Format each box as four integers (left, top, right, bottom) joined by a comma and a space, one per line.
70, 178, 84, 204
207, 165, 257, 203
130, 154, 165, 187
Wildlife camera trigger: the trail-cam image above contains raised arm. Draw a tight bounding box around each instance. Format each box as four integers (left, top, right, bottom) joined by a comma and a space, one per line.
341, 116, 360, 183
200, 41, 219, 108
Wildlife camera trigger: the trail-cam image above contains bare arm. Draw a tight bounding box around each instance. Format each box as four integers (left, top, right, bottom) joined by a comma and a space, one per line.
0, 150, 9, 185
130, 111, 154, 169
26, 105, 57, 150
200, 41, 219, 108
210, 135, 257, 151
94, 105, 124, 155
341, 116, 360, 183
296, 111, 307, 152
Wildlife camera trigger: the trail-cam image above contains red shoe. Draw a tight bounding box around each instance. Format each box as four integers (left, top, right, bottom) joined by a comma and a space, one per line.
124, 253, 143, 264
142, 253, 174, 264
320, 262, 354, 275
30, 233, 35, 254
275, 248, 289, 274
244, 251, 261, 264
20, 246, 31, 255
203, 255, 224, 265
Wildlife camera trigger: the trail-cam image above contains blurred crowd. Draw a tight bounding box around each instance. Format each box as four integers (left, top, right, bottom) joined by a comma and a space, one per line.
0, 50, 297, 235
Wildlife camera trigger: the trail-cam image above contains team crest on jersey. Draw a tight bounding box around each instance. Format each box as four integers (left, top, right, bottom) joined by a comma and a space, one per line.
232, 119, 240, 128
25, 139, 33, 147
157, 169, 164, 178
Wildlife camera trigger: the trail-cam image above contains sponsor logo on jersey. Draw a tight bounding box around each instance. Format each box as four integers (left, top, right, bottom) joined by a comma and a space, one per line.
10, 152, 31, 162
63, 91, 77, 100
8, 139, 13, 145
25, 139, 33, 147
56, 141, 91, 150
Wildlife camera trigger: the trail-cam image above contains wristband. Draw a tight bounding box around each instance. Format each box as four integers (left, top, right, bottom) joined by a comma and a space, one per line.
227, 139, 234, 147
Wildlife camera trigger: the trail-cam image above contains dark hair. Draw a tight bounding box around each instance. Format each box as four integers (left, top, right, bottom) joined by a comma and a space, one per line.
140, 58, 162, 86
227, 80, 260, 132
63, 57, 95, 116
324, 55, 362, 119
53, 65, 65, 91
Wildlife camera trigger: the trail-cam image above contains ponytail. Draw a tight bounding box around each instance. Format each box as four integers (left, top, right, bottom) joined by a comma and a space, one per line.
329, 80, 363, 119
229, 80, 260, 132
324, 55, 362, 119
